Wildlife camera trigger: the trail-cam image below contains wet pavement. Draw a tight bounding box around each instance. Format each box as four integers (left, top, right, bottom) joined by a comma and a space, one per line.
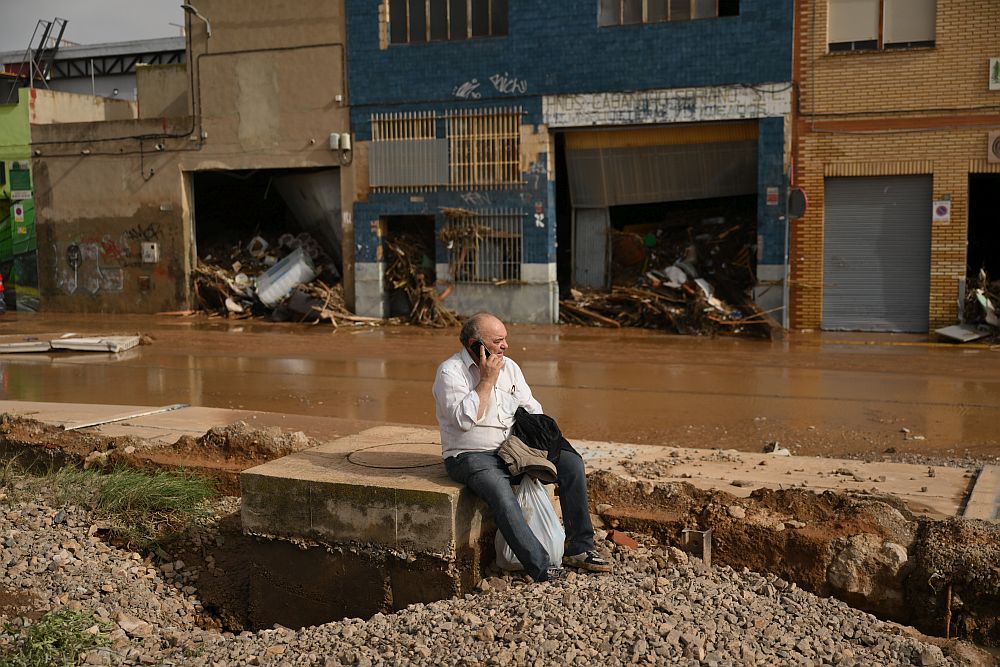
0, 312, 998, 461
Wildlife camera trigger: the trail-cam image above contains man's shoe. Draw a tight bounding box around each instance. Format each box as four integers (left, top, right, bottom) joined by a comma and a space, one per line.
563, 550, 613, 573
541, 566, 567, 582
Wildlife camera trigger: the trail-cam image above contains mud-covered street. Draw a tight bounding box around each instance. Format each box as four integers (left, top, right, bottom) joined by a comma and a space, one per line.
1, 312, 998, 463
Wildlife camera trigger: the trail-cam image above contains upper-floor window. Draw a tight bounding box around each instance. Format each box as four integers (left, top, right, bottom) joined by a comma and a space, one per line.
599, 0, 739, 27
828, 0, 935, 52
389, 0, 508, 44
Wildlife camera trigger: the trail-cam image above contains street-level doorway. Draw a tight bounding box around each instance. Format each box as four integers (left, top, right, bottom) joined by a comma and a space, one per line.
822, 175, 931, 332
967, 174, 1000, 280
556, 122, 759, 295
382, 215, 436, 317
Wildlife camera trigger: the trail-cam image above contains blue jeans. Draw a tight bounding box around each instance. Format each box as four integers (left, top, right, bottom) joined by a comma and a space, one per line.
445, 443, 595, 582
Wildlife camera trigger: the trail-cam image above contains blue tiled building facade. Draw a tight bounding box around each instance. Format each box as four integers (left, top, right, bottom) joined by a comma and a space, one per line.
346, 0, 794, 322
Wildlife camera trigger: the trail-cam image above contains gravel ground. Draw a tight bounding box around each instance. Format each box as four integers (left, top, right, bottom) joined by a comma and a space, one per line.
3, 479, 986, 667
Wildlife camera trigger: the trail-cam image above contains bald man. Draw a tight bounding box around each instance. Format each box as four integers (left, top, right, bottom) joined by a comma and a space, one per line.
432, 312, 611, 583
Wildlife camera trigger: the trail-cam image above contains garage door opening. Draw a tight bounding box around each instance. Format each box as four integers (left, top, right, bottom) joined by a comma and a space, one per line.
822, 176, 931, 332
968, 174, 1000, 280
191, 168, 343, 317
555, 122, 759, 298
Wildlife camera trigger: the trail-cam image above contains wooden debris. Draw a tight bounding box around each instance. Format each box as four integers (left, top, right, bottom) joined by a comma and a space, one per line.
384, 235, 460, 328
561, 285, 776, 338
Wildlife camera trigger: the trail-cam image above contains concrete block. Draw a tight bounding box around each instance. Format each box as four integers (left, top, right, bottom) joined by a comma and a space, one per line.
240, 426, 498, 627
241, 427, 483, 557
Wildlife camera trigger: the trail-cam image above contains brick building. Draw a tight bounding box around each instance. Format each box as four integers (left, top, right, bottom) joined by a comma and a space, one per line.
345, 0, 795, 322
791, 0, 1000, 332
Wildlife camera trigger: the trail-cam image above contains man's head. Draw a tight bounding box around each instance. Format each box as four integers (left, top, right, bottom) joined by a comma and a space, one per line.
460, 312, 509, 360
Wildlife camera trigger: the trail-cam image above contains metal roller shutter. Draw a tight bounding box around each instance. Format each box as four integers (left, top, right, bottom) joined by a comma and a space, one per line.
822, 176, 932, 332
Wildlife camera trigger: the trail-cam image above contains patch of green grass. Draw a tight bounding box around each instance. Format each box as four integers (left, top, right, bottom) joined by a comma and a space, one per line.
1, 459, 217, 554
2, 609, 111, 667
95, 466, 216, 551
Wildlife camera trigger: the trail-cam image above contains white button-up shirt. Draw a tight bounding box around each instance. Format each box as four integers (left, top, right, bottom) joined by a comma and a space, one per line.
432, 348, 543, 459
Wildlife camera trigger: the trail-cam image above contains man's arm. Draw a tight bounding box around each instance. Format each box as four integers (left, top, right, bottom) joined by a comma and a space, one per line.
432, 365, 481, 432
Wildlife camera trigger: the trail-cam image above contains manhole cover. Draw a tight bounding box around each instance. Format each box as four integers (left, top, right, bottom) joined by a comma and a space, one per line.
347, 442, 442, 469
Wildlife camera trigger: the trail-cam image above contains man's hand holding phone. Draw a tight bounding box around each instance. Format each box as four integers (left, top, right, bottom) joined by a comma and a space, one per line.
471, 339, 502, 385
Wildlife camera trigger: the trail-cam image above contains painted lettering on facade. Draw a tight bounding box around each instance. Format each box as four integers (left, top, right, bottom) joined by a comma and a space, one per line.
542, 84, 793, 127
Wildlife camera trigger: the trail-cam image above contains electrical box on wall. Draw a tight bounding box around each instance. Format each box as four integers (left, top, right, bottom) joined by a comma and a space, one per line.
141, 242, 160, 263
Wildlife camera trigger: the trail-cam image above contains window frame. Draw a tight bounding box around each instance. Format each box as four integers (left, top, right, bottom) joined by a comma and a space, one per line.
598, 0, 739, 27
388, 0, 508, 45
827, 0, 936, 53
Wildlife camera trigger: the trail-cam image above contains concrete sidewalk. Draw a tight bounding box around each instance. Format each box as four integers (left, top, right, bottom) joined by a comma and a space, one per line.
0, 400, 995, 521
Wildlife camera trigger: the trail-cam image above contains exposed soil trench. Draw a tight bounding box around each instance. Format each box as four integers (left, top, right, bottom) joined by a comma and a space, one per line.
2, 415, 998, 649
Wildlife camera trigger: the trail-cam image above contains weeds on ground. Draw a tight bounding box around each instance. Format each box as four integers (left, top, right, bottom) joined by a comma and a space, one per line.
1, 609, 111, 667
0, 456, 216, 555
95, 465, 216, 551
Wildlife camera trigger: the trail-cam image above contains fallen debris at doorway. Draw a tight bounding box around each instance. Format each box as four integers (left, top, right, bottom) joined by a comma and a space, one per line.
385, 235, 460, 327
562, 212, 778, 337
955, 269, 1000, 341
193, 227, 459, 327
560, 284, 777, 337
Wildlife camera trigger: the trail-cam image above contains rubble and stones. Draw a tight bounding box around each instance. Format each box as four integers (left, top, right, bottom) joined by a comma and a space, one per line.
587, 471, 1000, 649
1, 473, 991, 667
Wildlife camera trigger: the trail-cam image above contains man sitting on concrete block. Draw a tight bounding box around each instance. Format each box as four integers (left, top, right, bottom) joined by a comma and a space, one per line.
432, 311, 612, 582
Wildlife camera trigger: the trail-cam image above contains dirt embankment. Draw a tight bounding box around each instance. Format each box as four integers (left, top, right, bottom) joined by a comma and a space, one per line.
3, 414, 998, 649
0, 416, 313, 495
587, 470, 1000, 648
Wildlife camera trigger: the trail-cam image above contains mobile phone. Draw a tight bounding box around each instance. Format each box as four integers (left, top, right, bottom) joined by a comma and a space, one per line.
471, 340, 491, 359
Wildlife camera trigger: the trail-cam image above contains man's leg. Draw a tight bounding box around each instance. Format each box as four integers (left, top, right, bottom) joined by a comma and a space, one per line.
445, 452, 552, 581
554, 443, 596, 557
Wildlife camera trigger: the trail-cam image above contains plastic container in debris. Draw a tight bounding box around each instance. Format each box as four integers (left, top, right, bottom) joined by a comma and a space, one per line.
255, 247, 318, 307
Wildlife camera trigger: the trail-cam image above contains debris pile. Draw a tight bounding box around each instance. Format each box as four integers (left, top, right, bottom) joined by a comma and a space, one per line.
385, 234, 460, 327
964, 269, 1000, 335
561, 215, 776, 337
193, 230, 457, 327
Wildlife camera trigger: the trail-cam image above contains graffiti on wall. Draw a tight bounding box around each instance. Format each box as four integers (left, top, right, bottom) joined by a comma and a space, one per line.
542, 84, 793, 127
525, 161, 547, 189
453, 79, 482, 99
489, 73, 527, 95
459, 192, 492, 207
53, 232, 145, 295
123, 222, 161, 243
453, 73, 529, 99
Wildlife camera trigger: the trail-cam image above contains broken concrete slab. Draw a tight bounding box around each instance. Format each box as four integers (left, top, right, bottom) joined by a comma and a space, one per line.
574, 440, 974, 520
964, 465, 1000, 521
0, 333, 141, 354
935, 324, 991, 343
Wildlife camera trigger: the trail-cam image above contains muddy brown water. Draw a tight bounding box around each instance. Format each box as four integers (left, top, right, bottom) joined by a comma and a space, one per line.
0, 312, 998, 461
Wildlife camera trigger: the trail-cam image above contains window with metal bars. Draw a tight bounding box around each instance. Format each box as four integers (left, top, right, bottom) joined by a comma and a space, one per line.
445, 108, 521, 187
389, 0, 508, 43
440, 209, 523, 283
599, 0, 738, 26
369, 108, 521, 190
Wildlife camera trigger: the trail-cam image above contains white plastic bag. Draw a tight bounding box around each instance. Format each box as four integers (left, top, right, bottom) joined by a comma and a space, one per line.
495, 477, 565, 571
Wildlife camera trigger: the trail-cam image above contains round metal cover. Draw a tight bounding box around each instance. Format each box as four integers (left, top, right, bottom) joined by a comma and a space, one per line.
347, 442, 442, 469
